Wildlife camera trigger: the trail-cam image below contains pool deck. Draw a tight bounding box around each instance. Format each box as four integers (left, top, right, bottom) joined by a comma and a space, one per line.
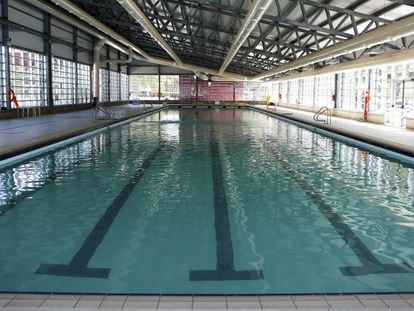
0, 104, 163, 160
254, 105, 414, 157
1, 293, 414, 310
0, 104, 414, 310
1, 104, 413, 162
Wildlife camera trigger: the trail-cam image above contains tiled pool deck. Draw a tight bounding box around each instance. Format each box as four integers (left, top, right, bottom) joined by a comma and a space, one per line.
1, 293, 414, 310
1, 104, 414, 310
254, 105, 414, 156
0, 104, 162, 160
1, 103, 413, 160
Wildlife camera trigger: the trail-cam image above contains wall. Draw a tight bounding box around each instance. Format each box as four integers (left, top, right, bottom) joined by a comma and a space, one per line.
1, 0, 130, 110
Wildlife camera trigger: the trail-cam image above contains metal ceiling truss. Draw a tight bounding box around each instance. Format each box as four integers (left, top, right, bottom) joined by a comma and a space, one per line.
67, 0, 414, 77
116, 0, 183, 65
234, 0, 392, 70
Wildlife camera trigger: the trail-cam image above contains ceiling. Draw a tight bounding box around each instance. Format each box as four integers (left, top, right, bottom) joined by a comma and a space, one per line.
66, 0, 414, 77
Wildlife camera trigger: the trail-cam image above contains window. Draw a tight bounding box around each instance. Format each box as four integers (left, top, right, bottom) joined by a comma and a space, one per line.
198, 81, 234, 101
301, 77, 315, 106
370, 67, 386, 113
314, 74, 335, 107
160, 75, 179, 100
178, 75, 196, 100
0, 46, 6, 108
287, 79, 299, 104
236, 82, 268, 101
52, 57, 75, 106
110, 71, 120, 102
100, 68, 109, 102
120, 73, 129, 101
77, 63, 91, 104
129, 75, 159, 100
338, 71, 354, 109
9, 47, 47, 107
338, 70, 368, 110
279, 81, 288, 103
269, 82, 279, 102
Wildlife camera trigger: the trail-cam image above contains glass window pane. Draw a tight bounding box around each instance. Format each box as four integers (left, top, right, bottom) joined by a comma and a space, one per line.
160, 75, 179, 100
77, 63, 91, 104
9, 47, 47, 108
0, 46, 6, 108
100, 68, 109, 102
110, 71, 120, 102
52, 57, 75, 106
129, 75, 159, 100
120, 73, 129, 101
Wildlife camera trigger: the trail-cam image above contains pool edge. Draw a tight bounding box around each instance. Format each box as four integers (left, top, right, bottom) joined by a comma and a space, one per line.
249, 105, 414, 165
0, 106, 166, 169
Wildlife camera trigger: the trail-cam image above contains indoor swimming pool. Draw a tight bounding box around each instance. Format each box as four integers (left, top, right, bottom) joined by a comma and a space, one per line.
0, 108, 413, 294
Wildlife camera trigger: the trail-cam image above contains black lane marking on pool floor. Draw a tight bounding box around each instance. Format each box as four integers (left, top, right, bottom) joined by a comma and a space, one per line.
263, 140, 414, 276
189, 138, 263, 281
35, 143, 165, 279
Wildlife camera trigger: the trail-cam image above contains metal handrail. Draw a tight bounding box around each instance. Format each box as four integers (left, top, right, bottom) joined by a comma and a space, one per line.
93, 97, 111, 121
96, 105, 111, 120
313, 106, 332, 125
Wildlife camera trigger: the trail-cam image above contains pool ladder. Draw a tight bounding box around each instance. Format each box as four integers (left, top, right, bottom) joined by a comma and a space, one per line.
94, 100, 111, 121
313, 106, 332, 125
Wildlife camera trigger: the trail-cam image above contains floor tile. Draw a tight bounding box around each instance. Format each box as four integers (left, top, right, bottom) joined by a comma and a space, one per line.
326, 299, 365, 309
260, 295, 293, 301
7, 298, 44, 307
41, 299, 78, 308
103, 295, 128, 301
127, 295, 160, 301
325, 295, 357, 300
192, 301, 227, 309
75, 299, 102, 308
157, 301, 192, 309
99, 299, 125, 308
359, 299, 388, 308
400, 294, 414, 299
160, 295, 192, 302
80, 295, 105, 301
15, 293, 49, 299
193, 295, 226, 302
48, 294, 82, 300
226, 301, 261, 309
355, 294, 380, 300
382, 298, 412, 308
0, 294, 16, 299
261, 300, 296, 308
294, 300, 329, 308
378, 294, 404, 300
0, 299, 10, 307
404, 299, 414, 307
227, 295, 260, 302
123, 300, 159, 309
293, 295, 326, 301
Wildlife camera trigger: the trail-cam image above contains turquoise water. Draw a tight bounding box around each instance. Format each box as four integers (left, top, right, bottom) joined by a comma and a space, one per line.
0, 108, 414, 294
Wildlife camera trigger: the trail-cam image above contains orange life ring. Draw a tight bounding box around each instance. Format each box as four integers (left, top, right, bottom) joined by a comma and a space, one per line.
8, 89, 19, 108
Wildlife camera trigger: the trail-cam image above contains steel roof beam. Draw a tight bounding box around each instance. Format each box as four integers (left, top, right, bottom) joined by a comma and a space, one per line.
116, 0, 182, 65
254, 13, 414, 80
33, 0, 247, 80
288, 0, 396, 48
387, 0, 414, 5
116, 11, 319, 58
214, 0, 280, 73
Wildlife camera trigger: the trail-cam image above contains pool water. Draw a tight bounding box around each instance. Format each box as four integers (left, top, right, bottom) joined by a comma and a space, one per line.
0, 108, 414, 294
